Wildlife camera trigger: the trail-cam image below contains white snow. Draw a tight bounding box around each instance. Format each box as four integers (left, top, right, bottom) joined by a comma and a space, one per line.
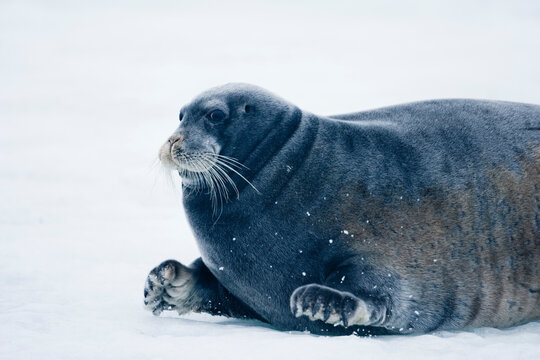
1, 0, 540, 359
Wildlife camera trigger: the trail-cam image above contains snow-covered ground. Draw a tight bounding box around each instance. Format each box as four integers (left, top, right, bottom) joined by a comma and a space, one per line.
1, 1, 540, 359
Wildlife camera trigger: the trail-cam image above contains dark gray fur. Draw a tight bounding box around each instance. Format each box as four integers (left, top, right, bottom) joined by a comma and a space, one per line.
145, 83, 540, 335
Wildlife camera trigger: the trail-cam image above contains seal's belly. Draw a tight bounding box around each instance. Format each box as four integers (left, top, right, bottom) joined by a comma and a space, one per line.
196, 221, 311, 323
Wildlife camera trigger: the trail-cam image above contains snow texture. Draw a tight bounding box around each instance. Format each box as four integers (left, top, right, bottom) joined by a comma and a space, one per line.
1, 1, 540, 359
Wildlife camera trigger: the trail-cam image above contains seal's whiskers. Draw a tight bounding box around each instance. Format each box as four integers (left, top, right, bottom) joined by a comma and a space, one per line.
168, 151, 258, 217
204, 153, 260, 195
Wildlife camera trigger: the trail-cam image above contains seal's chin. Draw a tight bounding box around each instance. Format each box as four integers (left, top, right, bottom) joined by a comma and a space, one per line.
179, 173, 199, 188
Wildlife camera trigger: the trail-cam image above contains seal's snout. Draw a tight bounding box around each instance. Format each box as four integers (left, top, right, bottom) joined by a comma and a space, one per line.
159, 134, 185, 169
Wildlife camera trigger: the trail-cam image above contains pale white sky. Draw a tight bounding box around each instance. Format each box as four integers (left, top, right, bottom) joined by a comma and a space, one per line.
1, 0, 540, 119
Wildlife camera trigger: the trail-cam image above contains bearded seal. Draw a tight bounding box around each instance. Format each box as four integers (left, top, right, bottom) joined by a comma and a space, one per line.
144, 83, 540, 335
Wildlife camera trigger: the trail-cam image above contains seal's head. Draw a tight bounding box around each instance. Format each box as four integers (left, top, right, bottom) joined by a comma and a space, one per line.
159, 83, 297, 210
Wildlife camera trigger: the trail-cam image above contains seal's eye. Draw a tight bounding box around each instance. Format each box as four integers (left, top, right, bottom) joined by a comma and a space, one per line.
179, 112, 184, 121
208, 109, 226, 122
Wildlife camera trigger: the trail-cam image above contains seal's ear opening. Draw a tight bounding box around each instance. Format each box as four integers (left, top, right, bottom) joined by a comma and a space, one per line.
244, 105, 252, 113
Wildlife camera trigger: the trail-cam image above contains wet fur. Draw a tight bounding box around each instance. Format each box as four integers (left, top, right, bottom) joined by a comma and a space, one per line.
148, 84, 540, 335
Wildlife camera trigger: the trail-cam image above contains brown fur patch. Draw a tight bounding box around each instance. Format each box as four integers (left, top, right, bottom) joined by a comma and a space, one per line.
328, 149, 540, 330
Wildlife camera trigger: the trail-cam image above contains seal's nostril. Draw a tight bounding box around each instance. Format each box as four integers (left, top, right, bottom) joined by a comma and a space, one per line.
167, 139, 176, 151
168, 135, 183, 148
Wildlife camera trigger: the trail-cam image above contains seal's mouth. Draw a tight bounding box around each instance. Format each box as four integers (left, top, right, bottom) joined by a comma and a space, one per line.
158, 136, 220, 174
171, 151, 217, 173
158, 138, 258, 214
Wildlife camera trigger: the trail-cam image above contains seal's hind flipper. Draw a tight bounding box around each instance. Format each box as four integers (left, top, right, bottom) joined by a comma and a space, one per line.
290, 284, 387, 328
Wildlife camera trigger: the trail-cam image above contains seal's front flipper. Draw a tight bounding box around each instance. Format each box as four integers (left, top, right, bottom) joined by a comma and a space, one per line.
144, 259, 197, 316
290, 284, 387, 328
144, 258, 265, 321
